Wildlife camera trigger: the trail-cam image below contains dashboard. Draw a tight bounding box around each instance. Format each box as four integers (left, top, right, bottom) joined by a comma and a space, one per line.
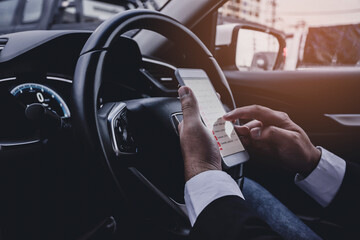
0, 30, 181, 146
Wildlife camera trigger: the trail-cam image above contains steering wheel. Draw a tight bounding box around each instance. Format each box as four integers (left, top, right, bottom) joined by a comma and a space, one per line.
72, 9, 237, 236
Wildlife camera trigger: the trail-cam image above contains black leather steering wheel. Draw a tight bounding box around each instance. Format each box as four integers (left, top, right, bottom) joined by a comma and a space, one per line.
72, 9, 237, 235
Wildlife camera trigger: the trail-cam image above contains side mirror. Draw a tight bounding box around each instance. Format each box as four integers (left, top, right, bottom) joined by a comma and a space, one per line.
215, 24, 286, 71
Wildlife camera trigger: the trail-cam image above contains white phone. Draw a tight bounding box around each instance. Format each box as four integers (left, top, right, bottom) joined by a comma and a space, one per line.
175, 68, 249, 168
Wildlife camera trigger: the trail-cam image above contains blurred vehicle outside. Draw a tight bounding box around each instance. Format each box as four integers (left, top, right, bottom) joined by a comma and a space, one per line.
0, 0, 169, 35
285, 23, 360, 70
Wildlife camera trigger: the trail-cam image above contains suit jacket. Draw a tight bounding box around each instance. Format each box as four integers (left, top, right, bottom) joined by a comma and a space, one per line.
190, 195, 281, 240
323, 161, 360, 236
190, 161, 360, 240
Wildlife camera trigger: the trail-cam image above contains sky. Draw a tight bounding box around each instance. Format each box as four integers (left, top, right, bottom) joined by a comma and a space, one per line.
276, 0, 360, 29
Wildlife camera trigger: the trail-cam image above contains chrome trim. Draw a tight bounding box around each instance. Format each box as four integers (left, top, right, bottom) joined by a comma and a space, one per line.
160, 77, 173, 81
170, 112, 183, 135
0, 47, 4, 51
171, 112, 183, 124
0, 77, 16, 83
142, 57, 177, 71
107, 102, 130, 156
0, 139, 41, 151
325, 114, 360, 127
46, 76, 73, 84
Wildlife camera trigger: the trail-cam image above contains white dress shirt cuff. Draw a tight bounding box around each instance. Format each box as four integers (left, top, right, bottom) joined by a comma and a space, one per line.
295, 147, 346, 207
184, 170, 244, 226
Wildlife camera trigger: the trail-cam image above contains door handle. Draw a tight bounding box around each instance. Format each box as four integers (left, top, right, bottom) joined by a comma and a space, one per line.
324, 114, 360, 127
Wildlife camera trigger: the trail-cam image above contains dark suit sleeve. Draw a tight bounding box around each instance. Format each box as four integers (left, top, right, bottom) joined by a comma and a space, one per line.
190, 196, 282, 240
323, 161, 360, 233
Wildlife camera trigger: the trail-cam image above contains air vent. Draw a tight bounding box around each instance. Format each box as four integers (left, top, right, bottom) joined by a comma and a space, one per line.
148, 69, 175, 82
0, 38, 8, 53
142, 68, 179, 90
142, 58, 179, 90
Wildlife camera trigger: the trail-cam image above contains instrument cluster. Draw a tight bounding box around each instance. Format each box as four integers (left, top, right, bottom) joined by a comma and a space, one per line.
1, 75, 72, 119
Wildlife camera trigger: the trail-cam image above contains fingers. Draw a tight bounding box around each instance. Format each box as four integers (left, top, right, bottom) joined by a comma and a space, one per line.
178, 86, 201, 124
244, 119, 263, 129
223, 105, 291, 128
234, 120, 262, 146
233, 120, 262, 138
234, 122, 291, 150
250, 125, 293, 144
234, 125, 251, 147
234, 125, 250, 136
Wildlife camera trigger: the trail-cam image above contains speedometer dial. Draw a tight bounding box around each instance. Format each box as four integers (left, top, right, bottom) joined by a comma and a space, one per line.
10, 83, 71, 118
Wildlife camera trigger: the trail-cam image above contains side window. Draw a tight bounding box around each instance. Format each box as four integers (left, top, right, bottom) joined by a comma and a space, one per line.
216, 0, 284, 71
217, 0, 360, 71
23, 0, 44, 23
0, 0, 19, 27
298, 25, 360, 68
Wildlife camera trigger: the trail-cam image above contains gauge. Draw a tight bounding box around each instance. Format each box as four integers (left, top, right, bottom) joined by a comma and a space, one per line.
10, 83, 71, 118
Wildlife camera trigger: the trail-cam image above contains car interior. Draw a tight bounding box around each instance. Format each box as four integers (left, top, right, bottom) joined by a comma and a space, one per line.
0, 0, 359, 239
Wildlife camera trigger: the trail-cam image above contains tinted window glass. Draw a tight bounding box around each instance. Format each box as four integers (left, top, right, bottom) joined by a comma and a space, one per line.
0, 0, 170, 33
0, 0, 19, 27
23, 0, 44, 23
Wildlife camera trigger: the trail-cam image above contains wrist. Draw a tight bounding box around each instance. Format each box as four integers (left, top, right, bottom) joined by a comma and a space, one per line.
301, 146, 321, 177
184, 161, 221, 182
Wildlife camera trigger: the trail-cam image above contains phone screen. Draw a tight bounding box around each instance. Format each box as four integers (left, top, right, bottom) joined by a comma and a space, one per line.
180, 73, 245, 159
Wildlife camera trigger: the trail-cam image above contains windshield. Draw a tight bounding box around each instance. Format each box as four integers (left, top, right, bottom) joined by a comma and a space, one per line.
0, 0, 19, 28
69, 0, 169, 22
0, 0, 170, 34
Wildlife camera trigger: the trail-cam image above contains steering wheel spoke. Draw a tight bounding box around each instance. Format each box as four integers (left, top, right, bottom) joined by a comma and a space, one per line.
96, 102, 139, 171
106, 102, 138, 156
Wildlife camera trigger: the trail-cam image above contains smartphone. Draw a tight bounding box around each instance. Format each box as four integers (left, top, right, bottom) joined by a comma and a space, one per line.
175, 68, 249, 168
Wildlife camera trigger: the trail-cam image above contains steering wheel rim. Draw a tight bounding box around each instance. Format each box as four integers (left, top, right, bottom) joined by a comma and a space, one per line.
72, 9, 237, 235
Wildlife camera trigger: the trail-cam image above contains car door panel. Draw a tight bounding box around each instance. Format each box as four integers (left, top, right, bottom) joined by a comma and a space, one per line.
225, 69, 360, 163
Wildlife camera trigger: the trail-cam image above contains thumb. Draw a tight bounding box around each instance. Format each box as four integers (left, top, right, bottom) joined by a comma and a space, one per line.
178, 86, 201, 123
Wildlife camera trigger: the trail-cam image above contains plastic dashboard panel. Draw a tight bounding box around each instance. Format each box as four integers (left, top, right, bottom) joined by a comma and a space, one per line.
0, 31, 92, 63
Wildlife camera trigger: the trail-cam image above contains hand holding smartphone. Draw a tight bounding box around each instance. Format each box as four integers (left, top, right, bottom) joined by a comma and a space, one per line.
175, 69, 249, 168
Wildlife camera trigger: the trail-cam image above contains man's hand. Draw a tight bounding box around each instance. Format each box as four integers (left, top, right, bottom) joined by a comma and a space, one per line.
178, 86, 222, 182
223, 105, 321, 176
